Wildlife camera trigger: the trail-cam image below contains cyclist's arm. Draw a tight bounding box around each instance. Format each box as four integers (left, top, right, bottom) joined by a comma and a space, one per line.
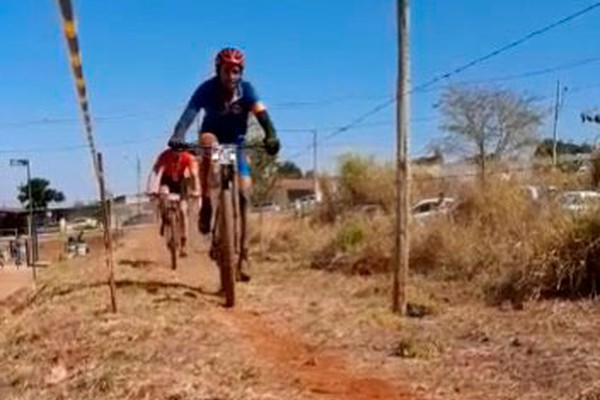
170, 85, 205, 143
245, 82, 277, 140
253, 106, 277, 141
146, 166, 164, 195
147, 153, 166, 194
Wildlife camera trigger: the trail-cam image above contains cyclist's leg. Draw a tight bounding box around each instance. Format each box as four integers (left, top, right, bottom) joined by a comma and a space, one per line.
157, 180, 171, 235
237, 149, 252, 282
198, 132, 218, 234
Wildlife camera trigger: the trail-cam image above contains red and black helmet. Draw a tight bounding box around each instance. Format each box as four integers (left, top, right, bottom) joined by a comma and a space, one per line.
215, 47, 245, 71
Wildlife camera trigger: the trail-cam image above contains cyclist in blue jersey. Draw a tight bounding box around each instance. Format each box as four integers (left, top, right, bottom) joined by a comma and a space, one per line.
168, 47, 280, 281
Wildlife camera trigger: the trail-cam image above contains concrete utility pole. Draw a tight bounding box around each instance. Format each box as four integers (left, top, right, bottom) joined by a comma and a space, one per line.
9, 158, 36, 281
312, 129, 318, 199
97, 153, 117, 313
393, 0, 411, 315
136, 154, 142, 216
552, 80, 561, 167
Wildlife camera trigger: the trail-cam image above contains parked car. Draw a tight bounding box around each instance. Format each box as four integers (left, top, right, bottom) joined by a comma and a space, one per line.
411, 197, 456, 224
559, 190, 600, 214
122, 213, 154, 227
66, 217, 98, 232
254, 202, 281, 213
294, 195, 317, 215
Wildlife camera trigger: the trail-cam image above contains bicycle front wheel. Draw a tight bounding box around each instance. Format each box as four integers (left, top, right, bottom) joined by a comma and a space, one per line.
218, 187, 236, 308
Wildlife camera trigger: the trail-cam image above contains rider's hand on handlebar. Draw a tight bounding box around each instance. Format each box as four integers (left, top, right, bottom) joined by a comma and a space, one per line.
264, 136, 280, 156
168, 136, 185, 149
145, 191, 160, 201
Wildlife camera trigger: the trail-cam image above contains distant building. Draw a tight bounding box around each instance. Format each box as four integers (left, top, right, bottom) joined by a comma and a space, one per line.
271, 178, 320, 208
0, 208, 28, 236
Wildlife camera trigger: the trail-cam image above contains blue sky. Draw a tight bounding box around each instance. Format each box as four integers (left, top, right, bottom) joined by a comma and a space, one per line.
1, 0, 599, 205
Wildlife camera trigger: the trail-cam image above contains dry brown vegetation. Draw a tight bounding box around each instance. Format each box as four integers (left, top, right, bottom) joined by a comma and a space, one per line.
257, 153, 600, 307
3, 152, 600, 400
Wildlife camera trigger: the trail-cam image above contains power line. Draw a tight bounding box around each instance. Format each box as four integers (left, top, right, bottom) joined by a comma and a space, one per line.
4, 52, 598, 131
0, 95, 392, 128
461, 56, 600, 85
4, 52, 595, 130
8, 4, 598, 162
414, 55, 600, 93
284, 97, 396, 161
287, 3, 600, 162
268, 94, 389, 109
0, 135, 165, 155
412, 2, 600, 93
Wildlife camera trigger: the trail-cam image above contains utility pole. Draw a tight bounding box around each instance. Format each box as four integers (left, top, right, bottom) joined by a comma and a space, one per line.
552, 80, 567, 167
26, 161, 39, 269
98, 152, 117, 313
136, 154, 142, 216
393, 0, 410, 315
552, 80, 561, 167
10, 158, 36, 280
312, 129, 318, 200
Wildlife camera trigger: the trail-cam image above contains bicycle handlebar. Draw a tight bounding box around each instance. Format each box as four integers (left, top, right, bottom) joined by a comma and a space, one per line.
168, 141, 264, 155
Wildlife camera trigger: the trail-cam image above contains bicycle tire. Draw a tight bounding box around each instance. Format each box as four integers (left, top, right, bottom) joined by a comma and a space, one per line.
166, 210, 178, 270
218, 186, 236, 308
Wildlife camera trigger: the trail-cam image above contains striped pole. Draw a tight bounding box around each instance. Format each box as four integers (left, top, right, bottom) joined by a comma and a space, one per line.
55, 0, 117, 312
56, 0, 100, 180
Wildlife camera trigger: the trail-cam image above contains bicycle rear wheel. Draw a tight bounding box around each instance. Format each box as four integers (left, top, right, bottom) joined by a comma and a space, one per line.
218, 186, 236, 307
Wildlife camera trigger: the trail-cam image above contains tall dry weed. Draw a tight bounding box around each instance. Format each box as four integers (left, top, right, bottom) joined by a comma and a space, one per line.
261, 153, 600, 304
411, 178, 600, 304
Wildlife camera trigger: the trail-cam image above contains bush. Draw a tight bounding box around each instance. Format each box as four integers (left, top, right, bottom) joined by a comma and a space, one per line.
337, 153, 395, 211
260, 155, 600, 305
411, 178, 600, 305
310, 214, 392, 275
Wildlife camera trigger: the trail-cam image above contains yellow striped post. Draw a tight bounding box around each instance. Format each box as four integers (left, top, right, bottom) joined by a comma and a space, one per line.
55, 0, 117, 312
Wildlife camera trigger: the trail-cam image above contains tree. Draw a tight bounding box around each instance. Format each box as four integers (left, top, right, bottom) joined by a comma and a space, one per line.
534, 138, 593, 157
247, 135, 280, 258
18, 178, 65, 210
277, 161, 303, 178
247, 137, 280, 207
439, 85, 544, 182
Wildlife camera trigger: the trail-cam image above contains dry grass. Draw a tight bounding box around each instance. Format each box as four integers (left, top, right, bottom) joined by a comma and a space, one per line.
263, 152, 600, 306
248, 213, 332, 262
411, 178, 600, 305
2, 222, 600, 400
310, 213, 392, 275
336, 153, 395, 212
248, 258, 600, 400
0, 229, 306, 400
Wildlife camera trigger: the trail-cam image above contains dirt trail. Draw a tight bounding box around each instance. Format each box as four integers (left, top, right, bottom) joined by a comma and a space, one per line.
0, 266, 33, 301
3, 224, 600, 399
117, 226, 415, 399
226, 310, 409, 400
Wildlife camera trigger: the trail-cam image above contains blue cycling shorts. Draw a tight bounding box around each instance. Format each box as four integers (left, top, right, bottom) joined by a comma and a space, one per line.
237, 148, 251, 182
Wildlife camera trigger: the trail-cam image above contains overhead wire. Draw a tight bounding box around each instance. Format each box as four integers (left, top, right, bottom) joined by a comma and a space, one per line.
287, 2, 600, 162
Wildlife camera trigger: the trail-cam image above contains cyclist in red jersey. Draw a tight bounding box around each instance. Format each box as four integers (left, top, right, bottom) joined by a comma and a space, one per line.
147, 147, 200, 257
